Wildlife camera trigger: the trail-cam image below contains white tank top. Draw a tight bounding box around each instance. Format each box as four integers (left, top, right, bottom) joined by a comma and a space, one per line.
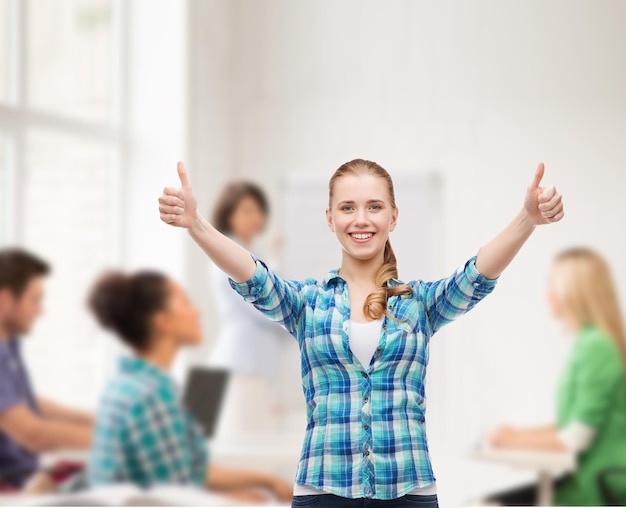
293, 318, 437, 497
349, 318, 384, 368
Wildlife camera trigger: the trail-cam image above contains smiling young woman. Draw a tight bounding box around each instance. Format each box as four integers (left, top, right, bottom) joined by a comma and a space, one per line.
325, 160, 414, 325
158, 157, 564, 508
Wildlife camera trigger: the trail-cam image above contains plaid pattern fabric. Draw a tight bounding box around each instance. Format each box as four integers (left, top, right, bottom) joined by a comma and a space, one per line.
88, 357, 208, 488
230, 255, 497, 500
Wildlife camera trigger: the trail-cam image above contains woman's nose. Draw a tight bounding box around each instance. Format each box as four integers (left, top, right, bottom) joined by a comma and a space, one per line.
354, 210, 370, 225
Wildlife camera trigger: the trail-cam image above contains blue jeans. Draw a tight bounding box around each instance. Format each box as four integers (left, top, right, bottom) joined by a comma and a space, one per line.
291, 494, 439, 508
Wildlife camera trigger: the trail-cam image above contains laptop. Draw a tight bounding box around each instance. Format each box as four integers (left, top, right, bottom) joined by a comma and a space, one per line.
182, 367, 230, 438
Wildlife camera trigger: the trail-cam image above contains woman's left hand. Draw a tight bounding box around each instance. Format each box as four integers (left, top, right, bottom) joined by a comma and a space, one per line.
524, 162, 564, 225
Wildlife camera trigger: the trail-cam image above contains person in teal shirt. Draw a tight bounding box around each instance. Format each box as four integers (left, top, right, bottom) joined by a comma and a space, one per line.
87, 270, 293, 503
158, 158, 565, 506
488, 248, 626, 505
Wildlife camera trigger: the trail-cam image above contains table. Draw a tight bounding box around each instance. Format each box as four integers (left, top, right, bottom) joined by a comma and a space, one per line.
472, 446, 576, 506
40, 450, 89, 468
209, 431, 303, 478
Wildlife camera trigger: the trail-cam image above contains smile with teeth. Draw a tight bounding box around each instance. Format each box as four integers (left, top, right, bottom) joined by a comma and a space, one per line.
350, 232, 374, 240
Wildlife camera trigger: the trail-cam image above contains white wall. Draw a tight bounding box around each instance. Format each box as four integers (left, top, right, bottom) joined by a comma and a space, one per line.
125, 0, 188, 276
186, 0, 626, 502
114, 0, 189, 381
183, 0, 238, 370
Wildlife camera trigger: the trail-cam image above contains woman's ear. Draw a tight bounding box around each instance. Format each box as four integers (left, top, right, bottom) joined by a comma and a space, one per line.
325, 208, 335, 232
0, 289, 11, 318
150, 310, 170, 337
390, 207, 399, 232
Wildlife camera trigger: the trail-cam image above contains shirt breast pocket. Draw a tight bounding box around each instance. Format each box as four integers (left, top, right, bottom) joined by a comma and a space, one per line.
385, 299, 428, 363
305, 309, 345, 361
384, 314, 428, 367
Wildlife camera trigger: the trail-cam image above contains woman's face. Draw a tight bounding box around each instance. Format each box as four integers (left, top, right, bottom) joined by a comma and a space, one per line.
326, 174, 398, 263
228, 196, 267, 244
156, 281, 203, 346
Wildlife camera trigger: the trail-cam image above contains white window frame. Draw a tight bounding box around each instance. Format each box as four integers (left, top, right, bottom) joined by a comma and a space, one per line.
0, 0, 127, 253
0, 0, 130, 402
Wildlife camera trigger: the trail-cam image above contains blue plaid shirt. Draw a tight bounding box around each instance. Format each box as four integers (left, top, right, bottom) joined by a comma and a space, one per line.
230, 255, 497, 500
88, 357, 208, 488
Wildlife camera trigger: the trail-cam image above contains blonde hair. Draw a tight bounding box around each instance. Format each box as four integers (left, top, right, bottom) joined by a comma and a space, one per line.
552, 247, 626, 366
328, 159, 413, 321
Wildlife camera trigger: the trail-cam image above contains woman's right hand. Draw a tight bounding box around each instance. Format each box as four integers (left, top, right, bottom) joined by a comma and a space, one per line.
158, 161, 198, 229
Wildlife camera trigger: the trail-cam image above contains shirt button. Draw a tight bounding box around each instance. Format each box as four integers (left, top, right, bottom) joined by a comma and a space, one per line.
362, 372, 368, 378
365, 450, 370, 456
364, 424, 369, 430
363, 397, 369, 403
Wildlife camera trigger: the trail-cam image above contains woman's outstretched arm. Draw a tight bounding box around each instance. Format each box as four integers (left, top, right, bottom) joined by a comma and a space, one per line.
475, 162, 564, 279
158, 162, 256, 282
489, 425, 567, 452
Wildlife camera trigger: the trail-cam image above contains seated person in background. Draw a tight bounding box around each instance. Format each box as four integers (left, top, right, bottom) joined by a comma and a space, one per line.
0, 248, 93, 491
208, 181, 289, 438
487, 248, 626, 506
87, 270, 292, 503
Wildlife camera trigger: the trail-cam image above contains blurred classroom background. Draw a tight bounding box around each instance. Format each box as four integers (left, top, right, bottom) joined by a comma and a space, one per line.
1, 1, 625, 505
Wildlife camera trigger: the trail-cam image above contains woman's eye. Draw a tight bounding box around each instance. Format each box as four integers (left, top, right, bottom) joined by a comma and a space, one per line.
369, 205, 381, 211
341, 206, 354, 212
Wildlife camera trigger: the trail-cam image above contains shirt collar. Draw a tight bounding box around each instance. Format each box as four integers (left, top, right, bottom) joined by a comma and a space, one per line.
118, 355, 172, 385
321, 269, 404, 289
322, 268, 343, 288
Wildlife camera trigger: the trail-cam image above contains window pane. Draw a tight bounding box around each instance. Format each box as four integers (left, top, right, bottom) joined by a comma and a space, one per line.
0, 0, 8, 102
0, 135, 8, 244
21, 130, 117, 408
26, 0, 115, 123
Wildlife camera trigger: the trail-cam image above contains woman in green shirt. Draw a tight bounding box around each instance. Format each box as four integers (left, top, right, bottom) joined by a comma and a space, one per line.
488, 247, 626, 505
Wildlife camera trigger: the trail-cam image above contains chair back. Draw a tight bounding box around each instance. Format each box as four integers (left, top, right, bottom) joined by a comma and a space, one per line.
598, 467, 626, 505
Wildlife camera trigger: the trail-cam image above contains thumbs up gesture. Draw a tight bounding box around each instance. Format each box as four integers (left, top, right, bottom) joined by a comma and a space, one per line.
523, 163, 564, 225
158, 162, 198, 229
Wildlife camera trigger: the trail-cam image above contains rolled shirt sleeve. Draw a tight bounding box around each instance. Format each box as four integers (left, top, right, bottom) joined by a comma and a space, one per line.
416, 255, 499, 334
558, 420, 596, 454
228, 255, 306, 337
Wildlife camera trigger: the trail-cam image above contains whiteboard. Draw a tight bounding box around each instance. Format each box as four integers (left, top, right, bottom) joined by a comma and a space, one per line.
280, 171, 443, 283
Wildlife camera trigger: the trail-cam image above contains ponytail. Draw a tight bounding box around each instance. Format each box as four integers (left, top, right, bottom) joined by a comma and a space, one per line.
88, 270, 169, 351
363, 239, 413, 321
